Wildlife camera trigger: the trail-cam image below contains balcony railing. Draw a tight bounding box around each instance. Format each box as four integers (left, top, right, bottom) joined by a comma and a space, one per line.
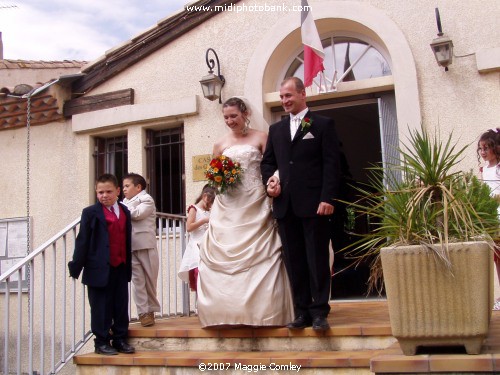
0, 212, 188, 375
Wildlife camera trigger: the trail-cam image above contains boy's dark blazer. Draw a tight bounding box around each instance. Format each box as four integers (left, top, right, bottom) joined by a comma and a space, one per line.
261, 111, 340, 218
68, 201, 132, 287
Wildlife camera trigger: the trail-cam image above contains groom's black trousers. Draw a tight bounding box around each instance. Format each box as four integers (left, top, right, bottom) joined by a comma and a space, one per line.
277, 207, 332, 319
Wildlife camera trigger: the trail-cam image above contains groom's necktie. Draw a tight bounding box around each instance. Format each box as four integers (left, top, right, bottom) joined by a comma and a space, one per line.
291, 117, 301, 140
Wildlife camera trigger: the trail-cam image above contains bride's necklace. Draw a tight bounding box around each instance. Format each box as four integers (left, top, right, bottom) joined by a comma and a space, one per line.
232, 129, 248, 138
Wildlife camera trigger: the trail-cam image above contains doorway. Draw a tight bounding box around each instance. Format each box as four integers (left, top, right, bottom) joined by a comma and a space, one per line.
315, 99, 387, 299
271, 93, 397, 298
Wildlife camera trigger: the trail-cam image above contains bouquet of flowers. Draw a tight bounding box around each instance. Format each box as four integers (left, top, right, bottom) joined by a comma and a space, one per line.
205, 155, 243, 193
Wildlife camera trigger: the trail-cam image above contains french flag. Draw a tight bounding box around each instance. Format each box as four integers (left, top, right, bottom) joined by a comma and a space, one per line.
301, 0, 324, 87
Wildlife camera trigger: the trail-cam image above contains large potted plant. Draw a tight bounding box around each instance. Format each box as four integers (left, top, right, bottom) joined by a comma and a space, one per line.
343, 127, 499, 355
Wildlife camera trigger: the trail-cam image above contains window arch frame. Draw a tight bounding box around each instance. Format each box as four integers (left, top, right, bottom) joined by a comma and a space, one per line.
243, 1, 422, 136
280, 31, 393, 93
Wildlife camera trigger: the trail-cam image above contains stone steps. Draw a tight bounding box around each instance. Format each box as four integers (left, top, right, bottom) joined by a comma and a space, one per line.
73, 349, 397, 374
72, 301, 500, 374
73, 300, 392, 374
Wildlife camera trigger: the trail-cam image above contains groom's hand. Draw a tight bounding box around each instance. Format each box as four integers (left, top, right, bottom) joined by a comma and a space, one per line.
317, 202, 334, 216
266, 176, 281, 197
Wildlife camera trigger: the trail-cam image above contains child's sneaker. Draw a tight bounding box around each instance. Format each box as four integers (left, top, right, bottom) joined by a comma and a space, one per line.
139, 312, 155, 327
493, 300, 500, 311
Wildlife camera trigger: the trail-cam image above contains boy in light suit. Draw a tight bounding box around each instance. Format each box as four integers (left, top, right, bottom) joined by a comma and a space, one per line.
122, 173, 161, 327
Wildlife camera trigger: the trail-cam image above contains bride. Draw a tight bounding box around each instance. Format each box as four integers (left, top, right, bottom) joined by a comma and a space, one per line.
197, 97, 294, 327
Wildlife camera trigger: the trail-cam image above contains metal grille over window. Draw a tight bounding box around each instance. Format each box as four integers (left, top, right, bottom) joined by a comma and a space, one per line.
146, 127, 185, 216
93, 136, 128, 200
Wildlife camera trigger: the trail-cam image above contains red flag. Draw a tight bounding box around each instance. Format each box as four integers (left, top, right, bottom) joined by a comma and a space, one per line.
301, 0, 324, 87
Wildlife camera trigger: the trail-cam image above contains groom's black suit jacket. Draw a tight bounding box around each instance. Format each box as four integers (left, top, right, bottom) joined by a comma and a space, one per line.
261, 111, 340, 218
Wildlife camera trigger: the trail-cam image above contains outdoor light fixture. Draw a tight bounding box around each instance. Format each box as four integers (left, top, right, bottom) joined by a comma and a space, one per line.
200, 48, 225, 103
430, 8, 453, 71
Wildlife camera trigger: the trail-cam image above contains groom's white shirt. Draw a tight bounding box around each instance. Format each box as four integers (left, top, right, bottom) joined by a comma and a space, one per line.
273, 107, 310, 181
289, 107, 309, 140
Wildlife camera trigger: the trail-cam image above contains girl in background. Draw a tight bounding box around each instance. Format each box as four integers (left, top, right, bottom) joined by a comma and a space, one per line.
178, 185, 216, 294
478, 128, 500, 310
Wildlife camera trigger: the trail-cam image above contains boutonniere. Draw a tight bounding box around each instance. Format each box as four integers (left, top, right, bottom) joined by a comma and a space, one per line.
301, 117, 313, 133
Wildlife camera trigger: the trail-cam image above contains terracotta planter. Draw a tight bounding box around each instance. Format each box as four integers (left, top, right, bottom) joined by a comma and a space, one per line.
381, 241, 494, 355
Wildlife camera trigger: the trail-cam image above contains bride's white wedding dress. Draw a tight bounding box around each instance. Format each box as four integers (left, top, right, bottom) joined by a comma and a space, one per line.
197, 144, 294, 327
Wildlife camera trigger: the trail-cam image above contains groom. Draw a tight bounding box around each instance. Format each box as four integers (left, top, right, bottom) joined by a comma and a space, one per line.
261, 77, 340, 331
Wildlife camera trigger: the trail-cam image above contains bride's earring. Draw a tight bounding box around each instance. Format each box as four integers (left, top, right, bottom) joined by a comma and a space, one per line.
242, 118, 250, 135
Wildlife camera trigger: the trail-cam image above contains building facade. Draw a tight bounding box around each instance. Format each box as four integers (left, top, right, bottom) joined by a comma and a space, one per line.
1, 0, 499, 297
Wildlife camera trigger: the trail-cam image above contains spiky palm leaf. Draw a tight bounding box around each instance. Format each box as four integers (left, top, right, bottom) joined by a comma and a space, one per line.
340, 127, 499, 293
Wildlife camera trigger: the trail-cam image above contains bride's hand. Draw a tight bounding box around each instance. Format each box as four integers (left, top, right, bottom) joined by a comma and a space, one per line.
266, 176, 281, 197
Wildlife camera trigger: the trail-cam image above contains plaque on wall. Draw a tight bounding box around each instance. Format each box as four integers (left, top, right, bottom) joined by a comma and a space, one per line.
192, 154, 212, 182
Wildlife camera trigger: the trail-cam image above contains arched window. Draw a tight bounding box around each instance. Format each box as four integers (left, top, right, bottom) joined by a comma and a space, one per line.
285, 36, 391, 92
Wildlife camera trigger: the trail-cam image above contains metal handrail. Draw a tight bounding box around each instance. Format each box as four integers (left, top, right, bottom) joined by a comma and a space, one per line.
0, 212, 188, 375
0, 218, 81, 283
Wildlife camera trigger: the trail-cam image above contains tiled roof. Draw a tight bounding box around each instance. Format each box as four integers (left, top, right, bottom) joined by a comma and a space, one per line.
0, 60, 86, 130
0, 59, 87, 70
0, 94, 64, 130
0, 82, 46, 96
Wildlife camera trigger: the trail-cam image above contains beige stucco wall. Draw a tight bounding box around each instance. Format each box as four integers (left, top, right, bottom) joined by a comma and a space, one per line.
0, 119, 90, 233
0, 0, 499, 263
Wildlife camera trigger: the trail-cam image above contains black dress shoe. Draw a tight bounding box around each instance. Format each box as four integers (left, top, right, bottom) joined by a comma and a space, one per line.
95, 344, 118, 355
112, 340, 135, 354
312, 316, 330, 331
286, 315, 312, 329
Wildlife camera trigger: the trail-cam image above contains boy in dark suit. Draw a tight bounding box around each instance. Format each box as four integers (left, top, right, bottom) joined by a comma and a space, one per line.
68, 174, 135, 355
261, 77, 340, 331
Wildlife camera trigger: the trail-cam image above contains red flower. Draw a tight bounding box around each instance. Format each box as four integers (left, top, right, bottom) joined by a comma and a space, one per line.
301, 117, 313, 132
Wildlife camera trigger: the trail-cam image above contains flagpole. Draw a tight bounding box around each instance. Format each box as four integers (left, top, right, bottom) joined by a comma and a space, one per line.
301, 0, 325, 87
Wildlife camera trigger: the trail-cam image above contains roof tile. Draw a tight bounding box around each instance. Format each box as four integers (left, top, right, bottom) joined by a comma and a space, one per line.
0, 59, 87, 70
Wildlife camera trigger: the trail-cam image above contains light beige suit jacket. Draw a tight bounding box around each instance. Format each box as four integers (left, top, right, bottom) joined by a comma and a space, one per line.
123, 190, 157, 251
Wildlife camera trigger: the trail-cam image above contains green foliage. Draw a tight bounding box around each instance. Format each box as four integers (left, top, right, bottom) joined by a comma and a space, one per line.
464, 172, 499, 227
341, 127, 499, 293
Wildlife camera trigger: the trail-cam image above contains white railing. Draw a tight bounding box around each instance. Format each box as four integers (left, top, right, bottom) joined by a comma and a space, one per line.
0, 212, 188, 375
154, 213, 190, 318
